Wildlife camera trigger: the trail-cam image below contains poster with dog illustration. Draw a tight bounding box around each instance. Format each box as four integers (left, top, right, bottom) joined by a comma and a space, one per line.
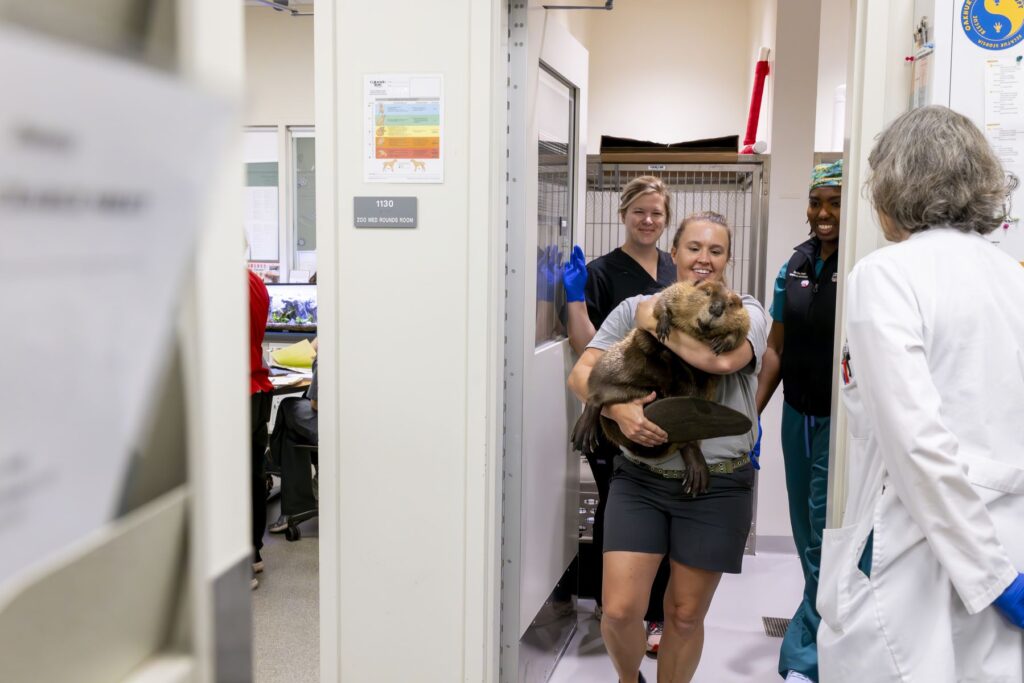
364, 74, 443, 183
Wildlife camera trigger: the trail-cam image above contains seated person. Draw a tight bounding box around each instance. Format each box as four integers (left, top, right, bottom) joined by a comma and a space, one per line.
268, 355, 318, 532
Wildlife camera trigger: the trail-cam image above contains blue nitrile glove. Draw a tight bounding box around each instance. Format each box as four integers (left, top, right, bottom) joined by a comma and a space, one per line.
993, 572, 1024, 629
562, 245, 588, 303
536, 245, 561, 302
747, 418, 762, 470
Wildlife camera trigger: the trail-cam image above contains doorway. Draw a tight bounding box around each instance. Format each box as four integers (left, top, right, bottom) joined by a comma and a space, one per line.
500, 8, 589, 681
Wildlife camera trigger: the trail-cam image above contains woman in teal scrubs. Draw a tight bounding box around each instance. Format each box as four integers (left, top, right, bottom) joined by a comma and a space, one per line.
755, 160, 843, 683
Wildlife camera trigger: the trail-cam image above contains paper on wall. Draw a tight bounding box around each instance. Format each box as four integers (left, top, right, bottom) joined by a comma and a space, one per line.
244, 185, 279, 261
984, 59, 1024, 165
983, 60, 1024, 256
0, 26, 231, 590
364, 74, 444, 183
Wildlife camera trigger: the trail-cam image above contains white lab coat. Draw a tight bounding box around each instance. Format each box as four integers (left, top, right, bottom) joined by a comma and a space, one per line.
817, 228, 1024, 683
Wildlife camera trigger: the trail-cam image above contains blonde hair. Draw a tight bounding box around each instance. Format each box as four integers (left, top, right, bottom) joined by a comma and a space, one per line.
671, 210, 733, 258
618, 175, 672, 227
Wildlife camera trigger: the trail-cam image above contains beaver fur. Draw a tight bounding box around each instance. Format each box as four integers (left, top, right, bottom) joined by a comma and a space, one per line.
571, 280, 750, 494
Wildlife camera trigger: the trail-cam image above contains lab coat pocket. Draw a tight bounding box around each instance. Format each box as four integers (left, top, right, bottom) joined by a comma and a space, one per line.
964, 455, 1024, 495
819, 442, 880, 633
818, 521, 871, 630
966, 456, 1024, 565
839, 380, 868, 439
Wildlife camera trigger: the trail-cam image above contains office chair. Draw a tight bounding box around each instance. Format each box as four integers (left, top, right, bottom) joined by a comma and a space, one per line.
283, 444, 318, 542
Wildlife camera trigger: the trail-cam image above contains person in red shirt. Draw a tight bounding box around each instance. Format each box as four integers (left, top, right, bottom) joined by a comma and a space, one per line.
249, 270, 274, 587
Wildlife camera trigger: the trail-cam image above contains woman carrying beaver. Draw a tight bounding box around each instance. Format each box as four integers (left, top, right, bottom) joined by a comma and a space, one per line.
562, 175, 678, 648
567, 211, 768, 683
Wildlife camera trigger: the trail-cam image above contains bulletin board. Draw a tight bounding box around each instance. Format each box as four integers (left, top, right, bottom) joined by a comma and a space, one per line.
947, 0, 1024, 259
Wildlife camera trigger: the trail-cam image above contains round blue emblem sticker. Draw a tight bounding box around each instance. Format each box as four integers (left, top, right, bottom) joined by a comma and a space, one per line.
962, 0, 1024, 50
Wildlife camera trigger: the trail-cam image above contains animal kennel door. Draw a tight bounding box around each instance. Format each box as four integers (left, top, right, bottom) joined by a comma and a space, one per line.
501, 7, 589, 682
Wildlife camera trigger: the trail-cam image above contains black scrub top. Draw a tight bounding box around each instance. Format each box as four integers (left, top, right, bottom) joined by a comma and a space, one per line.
585, 247, 677, 329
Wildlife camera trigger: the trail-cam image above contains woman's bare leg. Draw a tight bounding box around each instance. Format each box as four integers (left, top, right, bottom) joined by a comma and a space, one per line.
602, 550, 664, 683
656, 560, 722, 683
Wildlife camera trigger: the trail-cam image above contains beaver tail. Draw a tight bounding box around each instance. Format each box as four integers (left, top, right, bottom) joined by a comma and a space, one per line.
570, 403, 603, 455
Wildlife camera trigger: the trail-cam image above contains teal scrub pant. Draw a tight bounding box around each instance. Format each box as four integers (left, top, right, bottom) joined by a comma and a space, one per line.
778, 402, 830, 682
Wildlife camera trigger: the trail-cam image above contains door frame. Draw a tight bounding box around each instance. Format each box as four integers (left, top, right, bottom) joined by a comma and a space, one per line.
500, 5, 589, 681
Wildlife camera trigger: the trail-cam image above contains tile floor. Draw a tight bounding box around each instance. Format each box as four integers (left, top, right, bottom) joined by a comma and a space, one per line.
548, 552, 802, 683
253, 495, 319, 683
251, 501, 801, 683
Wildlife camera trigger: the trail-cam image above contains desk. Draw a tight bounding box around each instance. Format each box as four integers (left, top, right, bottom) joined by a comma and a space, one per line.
270, 374, 311, 396
267, 375, 311, 438
265, 330, 316, 345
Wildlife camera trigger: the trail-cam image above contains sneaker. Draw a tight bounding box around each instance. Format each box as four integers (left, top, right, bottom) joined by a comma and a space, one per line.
785, 672, 815, 683
268, 515, 290, 534
251, 575, 260, 590
252, 549, 264, 574
593, 605, 603, 621
645, 620, 663, 656
550, 599, 576, 618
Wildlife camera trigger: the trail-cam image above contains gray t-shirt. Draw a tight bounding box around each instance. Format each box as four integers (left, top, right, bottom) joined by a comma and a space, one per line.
587, 293, 768, 467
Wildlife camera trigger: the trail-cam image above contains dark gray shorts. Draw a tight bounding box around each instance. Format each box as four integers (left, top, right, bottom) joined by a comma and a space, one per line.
603, 455, 755, 574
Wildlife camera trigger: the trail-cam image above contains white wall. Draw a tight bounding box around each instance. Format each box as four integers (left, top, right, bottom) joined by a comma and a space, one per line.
243, 7, 313, 126
749, 0, 850, 154
315, 2, 503, 681
582, 0, 753, 150
757, 0, 823, 541
243, 7, 314, 278
815, 0, 851, 151
549, 6, 592, 48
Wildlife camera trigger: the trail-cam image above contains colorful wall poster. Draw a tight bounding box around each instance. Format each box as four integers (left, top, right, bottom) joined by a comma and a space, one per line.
364, 74, 443, 183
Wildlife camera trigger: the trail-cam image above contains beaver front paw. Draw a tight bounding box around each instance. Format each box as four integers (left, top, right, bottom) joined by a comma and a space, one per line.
655, 313, 673, 344
707, 335, 730, 356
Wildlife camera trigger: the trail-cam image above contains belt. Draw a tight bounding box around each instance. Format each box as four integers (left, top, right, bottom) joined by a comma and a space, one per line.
626, 453, 751, 479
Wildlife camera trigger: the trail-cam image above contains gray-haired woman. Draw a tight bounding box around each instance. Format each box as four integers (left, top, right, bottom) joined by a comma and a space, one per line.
817, 105, 1024, 681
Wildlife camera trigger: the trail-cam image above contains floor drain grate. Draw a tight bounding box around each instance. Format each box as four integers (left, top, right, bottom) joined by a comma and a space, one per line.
762, 616, 790, 638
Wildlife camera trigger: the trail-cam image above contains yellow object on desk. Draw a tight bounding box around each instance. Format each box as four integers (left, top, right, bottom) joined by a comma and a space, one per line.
271, 338, 316, 369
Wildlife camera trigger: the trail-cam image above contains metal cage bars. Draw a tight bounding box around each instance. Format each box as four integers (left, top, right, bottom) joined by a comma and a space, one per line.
583, 159, 767, 300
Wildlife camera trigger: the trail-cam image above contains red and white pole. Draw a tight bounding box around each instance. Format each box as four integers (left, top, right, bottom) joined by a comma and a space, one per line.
740, 47, 770, 154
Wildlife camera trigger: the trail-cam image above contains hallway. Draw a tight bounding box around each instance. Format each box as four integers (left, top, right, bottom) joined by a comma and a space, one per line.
550, 552, 802, 683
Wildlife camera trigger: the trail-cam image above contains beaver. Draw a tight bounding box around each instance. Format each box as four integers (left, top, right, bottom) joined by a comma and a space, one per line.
571, 280, 751, 495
